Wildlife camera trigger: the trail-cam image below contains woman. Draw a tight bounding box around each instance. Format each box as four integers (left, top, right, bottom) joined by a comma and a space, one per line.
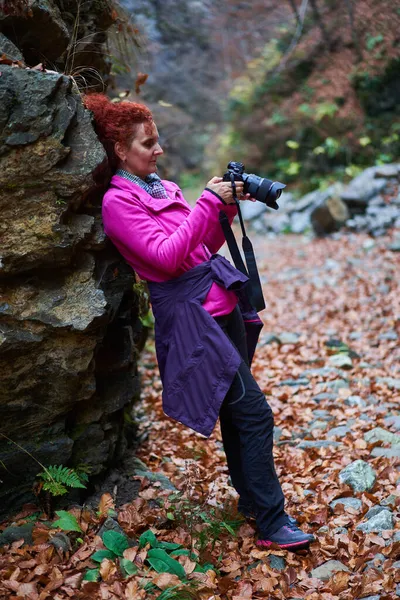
84, 94, 315, 551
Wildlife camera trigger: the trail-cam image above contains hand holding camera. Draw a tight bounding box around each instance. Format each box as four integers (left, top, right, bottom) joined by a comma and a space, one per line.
222, 162, 285, 210
206, 176, 252, 205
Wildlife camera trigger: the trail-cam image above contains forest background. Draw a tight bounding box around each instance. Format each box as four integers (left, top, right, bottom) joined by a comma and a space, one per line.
114, 0, 400, 201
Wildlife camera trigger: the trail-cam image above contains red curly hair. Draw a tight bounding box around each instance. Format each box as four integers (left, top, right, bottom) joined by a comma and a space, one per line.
83, 93, 154, 171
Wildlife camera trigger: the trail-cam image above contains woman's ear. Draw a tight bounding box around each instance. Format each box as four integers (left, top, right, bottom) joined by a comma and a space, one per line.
114, 141, 125, 162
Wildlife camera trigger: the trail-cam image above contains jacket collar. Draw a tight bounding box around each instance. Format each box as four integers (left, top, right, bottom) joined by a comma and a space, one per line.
110, 174, 186, 212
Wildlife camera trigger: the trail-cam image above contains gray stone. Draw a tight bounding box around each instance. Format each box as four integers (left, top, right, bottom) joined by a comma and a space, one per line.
332, 527, 348, 535
339, 460, 376, 492
365, 506, 389, 520
376, 378, 400, 390
389, 238, 400, 252
262, 333, 281, 345
0, 33, 24, 62
301, 367, 342, 378
311, 560, 350, 581
312, 410, 334, 421
378, 330, 398, 340
396, 583, 400, 598
97, 517, 128, 539
330, 497, 362, 512
384, 415, 400, 431
313, 393, 338, 402
49, 532, 72, 553
325, 379, 350, 391
380, 494, 397, 508
241, 200, 267, 221
328, 354, 353, 369
318, 525, 329, 534
394, 532, 400, 543
345, 395, 366, 408
349, 331, 363, 340
364, 553, 385, 571
278, 378, 310, 387
374, 164, 400, 178
278, 332, 301, 344
310, 420, 329, 431
290, 210, 312, 233
326, 426, 352, 439
298, 440, 342, 449
273, 427, 282, 442
364, 427, 400, 446
371, 446, 400, 458
134, 469, 177, 491
357, 509, 394, 532
341, 166, 387, 209
0, 524, 34, 546
268, 555, 286, 571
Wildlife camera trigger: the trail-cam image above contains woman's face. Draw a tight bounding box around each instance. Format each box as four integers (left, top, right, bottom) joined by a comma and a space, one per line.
117, 121, 163, 178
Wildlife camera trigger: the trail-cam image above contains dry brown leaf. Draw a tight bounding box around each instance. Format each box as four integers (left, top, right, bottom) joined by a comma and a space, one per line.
135, 72, 148, 94
151, 572, 181, 589
99, 558, 117, 582
98, 493, 115, 518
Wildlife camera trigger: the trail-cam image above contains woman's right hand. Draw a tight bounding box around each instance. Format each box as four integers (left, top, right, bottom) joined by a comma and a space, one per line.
206, 176, 247, 205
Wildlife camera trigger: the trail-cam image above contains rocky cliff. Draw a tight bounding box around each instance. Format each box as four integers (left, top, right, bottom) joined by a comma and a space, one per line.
0, 1, 146, 516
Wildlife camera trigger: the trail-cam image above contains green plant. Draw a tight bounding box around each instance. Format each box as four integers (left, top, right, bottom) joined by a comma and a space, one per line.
52, 510, 82, 533
366, 33, 384, 51
36, 465, 88, 497
314, 102, 339, 122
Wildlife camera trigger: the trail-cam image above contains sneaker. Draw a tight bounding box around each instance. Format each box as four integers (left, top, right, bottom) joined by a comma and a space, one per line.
257, 524, 315, 551
238, 503, 298, 526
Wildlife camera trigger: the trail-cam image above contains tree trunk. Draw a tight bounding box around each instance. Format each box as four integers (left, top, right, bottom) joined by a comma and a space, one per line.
344, 0, 362, 62
287, 0, 301, 27
309, 0, 332, 49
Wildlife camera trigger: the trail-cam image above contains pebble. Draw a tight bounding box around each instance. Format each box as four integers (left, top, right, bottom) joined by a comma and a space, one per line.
328, 354, 353, 369
268, 555, 286, 571
326, 426, 352, 439
364, 427, 400, 445
356, 509, 394, 533
278, 378, 310, 387
330, 497, 362, 512
371, 446, 400, 458
384, 415, 400, 431
345, 395, 366, 407
339, 460, 376, 492
364, 553, 385, 571
376, 377, 400, 390
310, 420, 329, 431
298, 440, 342, 449
313, 393, 338, 402
311, 560, 350, 581
325, 379, 350, 391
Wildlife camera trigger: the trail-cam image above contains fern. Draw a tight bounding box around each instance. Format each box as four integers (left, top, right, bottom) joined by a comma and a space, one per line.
37, 465, 87, 497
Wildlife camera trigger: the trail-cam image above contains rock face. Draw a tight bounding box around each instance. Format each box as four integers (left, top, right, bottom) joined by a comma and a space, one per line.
0, 8, 147, 517
0, 0, 114, 89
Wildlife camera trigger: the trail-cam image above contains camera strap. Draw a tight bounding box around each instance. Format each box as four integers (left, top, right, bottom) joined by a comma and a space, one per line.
219, 192, 266, 312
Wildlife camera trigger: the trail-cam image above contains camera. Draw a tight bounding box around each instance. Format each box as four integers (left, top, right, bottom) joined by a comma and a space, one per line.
222, 161, 285, 210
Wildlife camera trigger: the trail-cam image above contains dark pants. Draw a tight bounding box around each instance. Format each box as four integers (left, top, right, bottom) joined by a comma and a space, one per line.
215, 306, 289, 538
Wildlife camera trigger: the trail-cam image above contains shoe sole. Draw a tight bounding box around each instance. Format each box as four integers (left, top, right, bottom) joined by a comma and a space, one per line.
257, 539, 312, 550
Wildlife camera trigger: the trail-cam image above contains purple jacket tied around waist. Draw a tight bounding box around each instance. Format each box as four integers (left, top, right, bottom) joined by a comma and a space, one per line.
148, 254, 262, 437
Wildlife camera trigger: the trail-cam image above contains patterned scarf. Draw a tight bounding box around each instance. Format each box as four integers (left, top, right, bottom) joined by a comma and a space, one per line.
116, 169, 169, 199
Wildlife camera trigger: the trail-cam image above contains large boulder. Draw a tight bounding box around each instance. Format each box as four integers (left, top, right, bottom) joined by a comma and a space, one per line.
0, 63, 146, 516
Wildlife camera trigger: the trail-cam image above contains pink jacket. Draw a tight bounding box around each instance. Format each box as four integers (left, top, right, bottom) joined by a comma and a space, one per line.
102, 175, 238, 317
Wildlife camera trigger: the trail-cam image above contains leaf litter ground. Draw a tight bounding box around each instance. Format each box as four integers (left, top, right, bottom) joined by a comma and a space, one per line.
0, 231, 399, 599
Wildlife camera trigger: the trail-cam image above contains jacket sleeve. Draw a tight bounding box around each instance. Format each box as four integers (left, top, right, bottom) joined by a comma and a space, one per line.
202, 203, 237, 254
102, 188, 230, 275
